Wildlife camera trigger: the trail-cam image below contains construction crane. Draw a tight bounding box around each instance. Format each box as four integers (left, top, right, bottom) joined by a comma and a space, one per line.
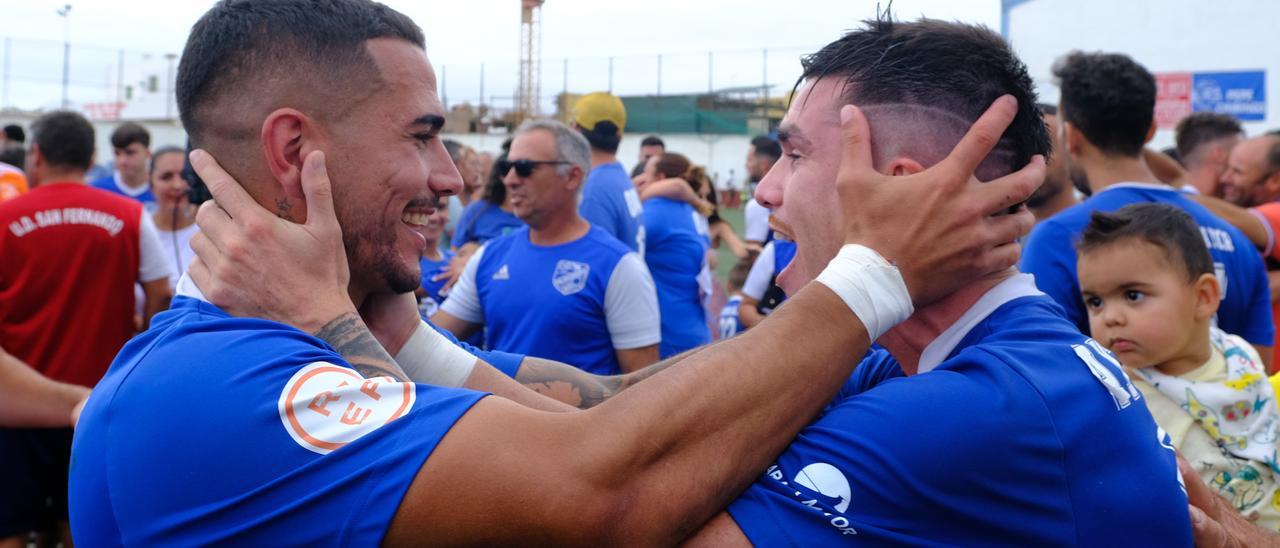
516, 0, 544, 125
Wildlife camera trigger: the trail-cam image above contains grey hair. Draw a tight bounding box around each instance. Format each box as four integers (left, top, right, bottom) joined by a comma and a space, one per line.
514, 119, 591, 178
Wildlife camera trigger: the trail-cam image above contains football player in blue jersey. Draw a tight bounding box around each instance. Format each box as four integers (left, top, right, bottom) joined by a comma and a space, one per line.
1021, 51, 1274, 367
70, 1, 1044, 544
682, 19, 1192, 545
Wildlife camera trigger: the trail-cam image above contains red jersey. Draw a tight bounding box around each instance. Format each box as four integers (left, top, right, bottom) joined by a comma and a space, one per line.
0, 182, 142, 387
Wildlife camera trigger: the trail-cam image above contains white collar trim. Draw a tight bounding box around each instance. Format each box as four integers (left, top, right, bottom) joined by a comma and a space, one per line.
916, 273, 1043, 373
114, 172, 150, 197
175, 272, 209, 302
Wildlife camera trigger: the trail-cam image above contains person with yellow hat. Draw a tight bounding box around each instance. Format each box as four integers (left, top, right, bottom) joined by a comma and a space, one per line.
572, 92, 646, 257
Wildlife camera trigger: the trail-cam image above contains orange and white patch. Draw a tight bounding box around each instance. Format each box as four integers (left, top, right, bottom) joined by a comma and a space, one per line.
277, 362, 416, 455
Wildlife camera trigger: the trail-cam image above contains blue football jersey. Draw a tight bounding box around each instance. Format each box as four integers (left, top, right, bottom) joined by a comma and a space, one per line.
719, 295, 745, 339
580, 162, 644, 255
69, 297, 486, 545
471, 226, 643, 375
643, 197, 711, 357
727, 275, 1191, 545
1022, 182, 1273, 346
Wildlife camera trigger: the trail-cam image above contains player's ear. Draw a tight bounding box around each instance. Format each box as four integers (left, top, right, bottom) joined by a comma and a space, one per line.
1144, 119, 1157, 144
886, 156, 926, 177
261, 108, 324, 207
1192, 272, 1221, 320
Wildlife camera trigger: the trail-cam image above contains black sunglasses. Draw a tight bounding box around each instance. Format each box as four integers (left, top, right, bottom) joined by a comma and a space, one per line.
497, 159, 572, 178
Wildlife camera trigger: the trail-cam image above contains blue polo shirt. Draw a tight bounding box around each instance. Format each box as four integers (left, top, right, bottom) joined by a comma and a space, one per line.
643, 197, 711, 357
580, 161, 644, 255
727, 275, 1191, 545
69, 296, 486, 546
1022, 182, 1274, 346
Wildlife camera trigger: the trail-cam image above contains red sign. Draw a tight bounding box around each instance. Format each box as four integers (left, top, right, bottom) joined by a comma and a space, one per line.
1154, 72, 1193, 129
83, 102, 127, 122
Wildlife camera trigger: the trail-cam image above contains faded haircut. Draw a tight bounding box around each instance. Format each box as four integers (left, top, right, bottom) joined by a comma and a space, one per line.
176, 0, 424, 146
796, 18, 1050, 180
1077, 203, 1213, 282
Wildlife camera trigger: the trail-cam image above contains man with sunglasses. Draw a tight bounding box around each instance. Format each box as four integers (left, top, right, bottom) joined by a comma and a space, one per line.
431, 119, 662, 375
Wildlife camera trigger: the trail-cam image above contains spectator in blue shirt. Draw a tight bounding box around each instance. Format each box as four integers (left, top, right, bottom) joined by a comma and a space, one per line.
89, 123, 156, 209
1021, 51, 1274, 366
572, 92, 645, 255
434, 119, 661, 374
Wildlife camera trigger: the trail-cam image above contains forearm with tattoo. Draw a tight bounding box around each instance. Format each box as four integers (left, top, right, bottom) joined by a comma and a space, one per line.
515, 348, 697, 409
313, 313, 410, 382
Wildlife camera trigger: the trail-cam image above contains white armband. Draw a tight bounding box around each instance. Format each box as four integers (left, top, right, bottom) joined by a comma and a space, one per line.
393, 320, 477, 388
815, 244, 913, 341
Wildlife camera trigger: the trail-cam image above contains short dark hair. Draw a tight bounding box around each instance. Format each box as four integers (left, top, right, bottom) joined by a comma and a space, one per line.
177, 0, 424, 144
30, 111, 95, 171
750, 135, 781, 163
3, 124, 24, 143
727, 251, 759, 293
1037, 103, 1058, 116
1175, 112, 1242, 163
0, 148, 23, 169
1077, 203, 1213, 282
1053, 51, 1155, 157
110, 122, 151, 150
640, 135, 664, 148
799, 18, 1049, 177
577, 121, 621, 153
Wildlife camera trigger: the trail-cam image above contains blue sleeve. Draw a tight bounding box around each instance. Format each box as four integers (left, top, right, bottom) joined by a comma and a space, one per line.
425, 319, 524, 378
72, 323, 486, 545
1020, 220, 1088, 334
451, 203, 482, 249
1226, 244, 1275, 346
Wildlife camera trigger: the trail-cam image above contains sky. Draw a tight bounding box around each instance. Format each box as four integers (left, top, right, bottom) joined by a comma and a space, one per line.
0, 0, 1003, 113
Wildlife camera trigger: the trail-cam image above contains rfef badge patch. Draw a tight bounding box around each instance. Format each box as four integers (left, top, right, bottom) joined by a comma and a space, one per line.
278, 362, 416, 455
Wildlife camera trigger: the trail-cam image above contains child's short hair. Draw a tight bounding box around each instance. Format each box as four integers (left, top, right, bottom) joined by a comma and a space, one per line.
726, 251, 759, 294
1077, 203, 1213, 282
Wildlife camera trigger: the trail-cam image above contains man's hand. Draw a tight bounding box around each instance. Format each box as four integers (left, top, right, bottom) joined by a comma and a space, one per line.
835, 95, 1043, 307
187, 149, 356, 333
1181, 454, 1280, 547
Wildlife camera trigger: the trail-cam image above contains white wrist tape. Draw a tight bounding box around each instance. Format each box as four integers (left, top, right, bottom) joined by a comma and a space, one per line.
815, 244, 914, 341
393, 320, 477, 388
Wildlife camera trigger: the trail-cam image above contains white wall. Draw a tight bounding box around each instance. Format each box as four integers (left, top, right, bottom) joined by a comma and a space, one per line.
446, 132, 757, 189
1006, 0, 1278, 148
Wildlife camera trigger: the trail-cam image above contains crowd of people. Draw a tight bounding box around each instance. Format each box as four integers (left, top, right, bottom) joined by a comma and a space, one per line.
2, 0, 1279, 545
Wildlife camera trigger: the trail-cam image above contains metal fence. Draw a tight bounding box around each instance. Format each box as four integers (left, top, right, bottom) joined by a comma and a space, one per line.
1, 35, 819, 126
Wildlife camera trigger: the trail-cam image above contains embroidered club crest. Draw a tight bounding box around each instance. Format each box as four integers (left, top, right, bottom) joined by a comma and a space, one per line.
552, 260, 590, 296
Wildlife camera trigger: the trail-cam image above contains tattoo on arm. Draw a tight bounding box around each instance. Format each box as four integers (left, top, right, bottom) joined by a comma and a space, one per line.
514, 351, 690, 409
313, 313, 409, 382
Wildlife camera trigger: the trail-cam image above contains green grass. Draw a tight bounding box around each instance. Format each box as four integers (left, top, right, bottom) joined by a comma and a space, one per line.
713, 206, 748, 283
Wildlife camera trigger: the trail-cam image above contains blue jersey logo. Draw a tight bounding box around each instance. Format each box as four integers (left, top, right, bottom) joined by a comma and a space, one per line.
552, 260, 590, 296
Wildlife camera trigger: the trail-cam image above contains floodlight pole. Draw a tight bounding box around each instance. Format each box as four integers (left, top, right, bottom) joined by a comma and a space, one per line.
58, 4, 72, 109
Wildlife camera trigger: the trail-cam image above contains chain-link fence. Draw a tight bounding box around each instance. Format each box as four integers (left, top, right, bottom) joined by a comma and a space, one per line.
1, 36, 179, 121
2, 35, 820, 129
